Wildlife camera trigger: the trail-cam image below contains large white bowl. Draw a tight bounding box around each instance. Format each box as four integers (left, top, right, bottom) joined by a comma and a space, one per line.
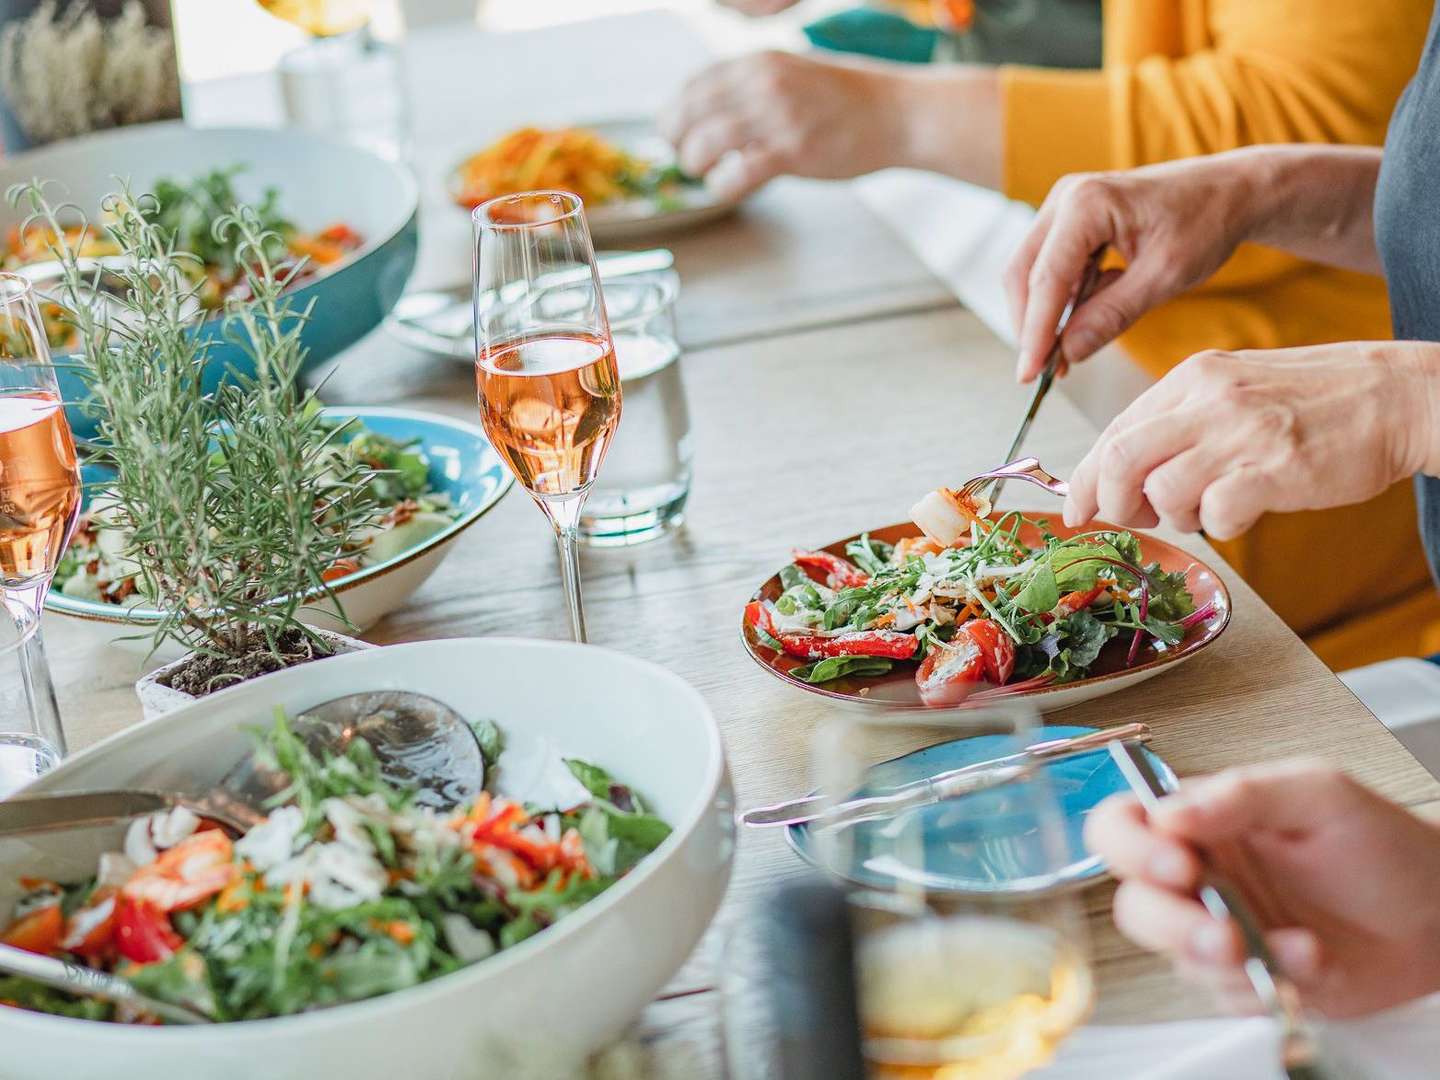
0, 639, 734, 1080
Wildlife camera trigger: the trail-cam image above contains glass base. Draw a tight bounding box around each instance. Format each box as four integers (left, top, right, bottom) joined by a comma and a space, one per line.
577, 488, 688, 547
0, 733, 60, 797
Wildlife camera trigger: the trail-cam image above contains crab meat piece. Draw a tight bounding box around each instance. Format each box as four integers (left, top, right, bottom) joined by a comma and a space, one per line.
910, 488, 991, 547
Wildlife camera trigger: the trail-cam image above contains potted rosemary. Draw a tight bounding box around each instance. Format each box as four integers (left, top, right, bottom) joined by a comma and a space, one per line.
12, 181, 377, 714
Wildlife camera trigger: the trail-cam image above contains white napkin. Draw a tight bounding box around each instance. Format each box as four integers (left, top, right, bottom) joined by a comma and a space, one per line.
853, 168, 1156, 434
1034, 993, 1440, 1079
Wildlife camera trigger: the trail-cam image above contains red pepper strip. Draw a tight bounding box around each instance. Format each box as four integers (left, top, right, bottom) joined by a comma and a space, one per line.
1050, 585, 1106, 622
790, 549, 869, 589
0, 903, 63, 956
778, 630, 918, 661
114, 898, 182, 965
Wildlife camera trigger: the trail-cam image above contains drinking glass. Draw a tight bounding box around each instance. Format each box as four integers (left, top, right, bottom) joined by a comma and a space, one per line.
810, 706, 1093, 1079
472, 191, 621, 643
0, 605, 59, 797
0, 273, 81, 775
529, 270, 692, 546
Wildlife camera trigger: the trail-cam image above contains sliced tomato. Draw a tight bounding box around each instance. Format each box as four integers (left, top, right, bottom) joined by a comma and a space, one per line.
114, 897, 182, 965
791, 549, 869, 589
745, 600, 778, 638
778, 629, 918, 661
961, 619, 1016, 685
322, 557, 362, 583
915, 635, 985, 707
122, 829, 237, 913
0, 903, 63, 956
61, 889, 118, 959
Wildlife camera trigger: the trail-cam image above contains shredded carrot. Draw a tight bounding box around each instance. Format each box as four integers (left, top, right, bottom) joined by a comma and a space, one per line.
386, 921, 416, 946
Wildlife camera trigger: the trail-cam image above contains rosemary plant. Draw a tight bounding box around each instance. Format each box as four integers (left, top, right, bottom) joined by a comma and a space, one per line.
10, 181, 375, 690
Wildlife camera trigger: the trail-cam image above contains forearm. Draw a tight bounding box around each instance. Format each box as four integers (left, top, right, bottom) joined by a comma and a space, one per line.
890, 65, 1002, 191
1236, 145, 1384, 275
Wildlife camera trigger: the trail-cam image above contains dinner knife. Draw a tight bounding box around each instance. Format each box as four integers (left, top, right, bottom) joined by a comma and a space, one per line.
0, 790, 172, 837
741, 722, 1151, 829
1105, 740, 1360, 1080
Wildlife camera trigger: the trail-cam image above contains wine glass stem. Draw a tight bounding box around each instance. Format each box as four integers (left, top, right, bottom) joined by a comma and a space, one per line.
19, 624, 64, 757
556, 524, 588, 643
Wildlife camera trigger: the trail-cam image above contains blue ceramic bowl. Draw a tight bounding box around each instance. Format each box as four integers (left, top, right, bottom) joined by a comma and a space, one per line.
46, 406, 513, 634
0, 123, 419, 439
787, 725, 1177, 896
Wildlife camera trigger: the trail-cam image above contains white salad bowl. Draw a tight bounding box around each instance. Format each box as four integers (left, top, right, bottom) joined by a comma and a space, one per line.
0, 638, 734, 1080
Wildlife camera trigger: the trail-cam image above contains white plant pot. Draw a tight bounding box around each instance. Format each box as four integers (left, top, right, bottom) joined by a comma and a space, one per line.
134, 629, 374, 721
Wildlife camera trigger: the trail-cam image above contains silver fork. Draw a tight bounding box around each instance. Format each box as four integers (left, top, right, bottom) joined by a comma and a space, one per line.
955, 457, 1071, 517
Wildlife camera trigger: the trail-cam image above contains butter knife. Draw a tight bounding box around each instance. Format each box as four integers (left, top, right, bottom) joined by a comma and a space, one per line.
742, 723, 1151, 829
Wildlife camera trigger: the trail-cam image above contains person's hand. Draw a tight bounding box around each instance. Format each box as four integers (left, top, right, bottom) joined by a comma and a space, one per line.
658, 52, 958, 201
1085, 761, 1440, 1018
1004, 151, 1272, 383
1061, 340, 1440, 538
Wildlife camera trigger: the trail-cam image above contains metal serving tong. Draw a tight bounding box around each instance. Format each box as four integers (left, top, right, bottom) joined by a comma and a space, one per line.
1107, 741, 1361, 1080
742, 723, 1150, 829
0, 943, 211, 1024
988, 247, 1106, 504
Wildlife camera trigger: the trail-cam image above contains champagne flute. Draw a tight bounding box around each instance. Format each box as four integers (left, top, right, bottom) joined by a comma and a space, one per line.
811, 706, 1093, 1079
0, 273, 81, 780
472, 191, 621, 643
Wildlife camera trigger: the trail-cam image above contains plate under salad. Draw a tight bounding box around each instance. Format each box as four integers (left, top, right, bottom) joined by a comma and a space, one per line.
743, 507, 1230, 710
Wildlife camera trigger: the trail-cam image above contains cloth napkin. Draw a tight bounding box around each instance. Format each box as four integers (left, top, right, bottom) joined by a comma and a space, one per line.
1032, 993, 1440, 1078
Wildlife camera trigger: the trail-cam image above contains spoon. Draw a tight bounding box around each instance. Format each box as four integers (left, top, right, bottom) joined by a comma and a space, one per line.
0, 943, 211, 1024
0, 691, 487, 838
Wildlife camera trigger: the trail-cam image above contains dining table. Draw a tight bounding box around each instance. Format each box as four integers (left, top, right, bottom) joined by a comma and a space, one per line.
39, 8, 1440, 1077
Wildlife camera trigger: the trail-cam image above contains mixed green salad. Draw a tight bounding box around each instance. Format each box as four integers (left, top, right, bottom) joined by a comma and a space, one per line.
747, 511, 1215, 705
0, 711, 669, 1023
56, 418, 459, 606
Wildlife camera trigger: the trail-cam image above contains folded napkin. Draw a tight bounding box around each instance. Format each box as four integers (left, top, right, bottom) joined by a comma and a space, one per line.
1034, 993, 1440, 1079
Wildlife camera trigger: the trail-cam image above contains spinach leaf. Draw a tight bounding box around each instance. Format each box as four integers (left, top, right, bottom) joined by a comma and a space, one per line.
1050, 540, 1124, 590
789, 655, 895, 683
1014, 557, 1059, 614
1143, 615, 1185, 647
1144, 564, 1197, 623
469, 717, 505, 770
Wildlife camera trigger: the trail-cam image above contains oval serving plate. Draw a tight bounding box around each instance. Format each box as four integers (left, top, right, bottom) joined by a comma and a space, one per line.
786, 725, 1177, 896
47, 406, 513, 634
742, 515, 1231, 713
447, 118, 738, 243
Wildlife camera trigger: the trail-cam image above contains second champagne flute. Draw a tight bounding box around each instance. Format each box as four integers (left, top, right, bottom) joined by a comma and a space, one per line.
473, 190, 621, 643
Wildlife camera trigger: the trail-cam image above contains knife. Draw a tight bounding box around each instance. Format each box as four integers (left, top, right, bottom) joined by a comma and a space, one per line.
742, 722, 1151, 829
0, 790, 173, 837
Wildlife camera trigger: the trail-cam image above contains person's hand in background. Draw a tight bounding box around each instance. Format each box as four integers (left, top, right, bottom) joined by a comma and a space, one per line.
657, 51, 998, 202
1085, 761, 1440, 1019
1059, 340, 1440, 538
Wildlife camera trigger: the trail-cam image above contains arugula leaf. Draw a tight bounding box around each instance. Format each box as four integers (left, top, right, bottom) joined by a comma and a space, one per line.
1143, 615, 1185, 647
1050, 540, 1125, 590
0, 976, 112, 1021
565, 759, 615, 802
124, 948, 220, 1020
576, 806, 669, 876
469, 717, 505, 770
1014, 557, 1059, 614
789, 655, 894, 683
845, 534, 893, 577
1144, 563, 1197, 623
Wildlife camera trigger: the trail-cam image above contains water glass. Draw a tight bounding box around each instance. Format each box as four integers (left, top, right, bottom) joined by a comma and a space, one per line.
278, 26, 411, 161
0, 605, 60, 797
574, 271, 692, 546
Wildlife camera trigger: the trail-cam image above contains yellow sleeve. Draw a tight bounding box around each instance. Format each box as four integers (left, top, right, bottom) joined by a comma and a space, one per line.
1000, 0, 1431, 207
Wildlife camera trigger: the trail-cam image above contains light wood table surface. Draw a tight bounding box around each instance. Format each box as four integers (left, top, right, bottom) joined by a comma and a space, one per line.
46, 13, 1440, 1075
43, 300, 1440, 1074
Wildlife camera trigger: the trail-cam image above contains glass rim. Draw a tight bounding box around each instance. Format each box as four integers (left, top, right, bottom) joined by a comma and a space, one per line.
471, 190, 586, 232
0, 271, 38, 304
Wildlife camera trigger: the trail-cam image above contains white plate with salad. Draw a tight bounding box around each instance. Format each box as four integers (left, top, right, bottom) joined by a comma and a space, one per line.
0, 638, 732, 1079
47, 407, 513, 637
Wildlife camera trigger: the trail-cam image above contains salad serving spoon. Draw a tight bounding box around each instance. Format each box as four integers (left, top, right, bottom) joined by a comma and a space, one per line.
0, 690, 486, 838
0, 943, 211, 1024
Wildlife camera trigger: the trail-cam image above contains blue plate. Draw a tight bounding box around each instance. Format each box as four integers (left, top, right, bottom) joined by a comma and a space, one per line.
46, 406, 513, 627
786, 725, 1176, 896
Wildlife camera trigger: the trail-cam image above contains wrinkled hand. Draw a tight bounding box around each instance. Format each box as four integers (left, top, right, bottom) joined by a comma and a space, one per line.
1085, 761, 1440, 1018
657, 52, 912, 201
1005, 153, 1266, 382
1062, 341, 1440, 539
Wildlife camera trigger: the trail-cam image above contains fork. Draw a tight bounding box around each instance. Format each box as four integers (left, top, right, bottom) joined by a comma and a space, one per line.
956, 457, 1070, 515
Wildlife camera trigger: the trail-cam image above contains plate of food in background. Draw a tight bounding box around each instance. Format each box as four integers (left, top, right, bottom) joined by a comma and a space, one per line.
742, 482, 1231, 713
448, 119, 737, 242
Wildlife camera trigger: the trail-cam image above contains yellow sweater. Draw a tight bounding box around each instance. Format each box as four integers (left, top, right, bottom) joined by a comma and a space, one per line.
998, 0, 1437, 668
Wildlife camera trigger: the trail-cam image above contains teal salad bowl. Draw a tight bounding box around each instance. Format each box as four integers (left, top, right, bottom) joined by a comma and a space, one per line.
46, 406, 513, 637
0, 123, 419, 440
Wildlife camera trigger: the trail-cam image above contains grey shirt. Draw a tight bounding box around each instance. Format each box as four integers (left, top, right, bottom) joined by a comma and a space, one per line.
1375, 3, 1440, 582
